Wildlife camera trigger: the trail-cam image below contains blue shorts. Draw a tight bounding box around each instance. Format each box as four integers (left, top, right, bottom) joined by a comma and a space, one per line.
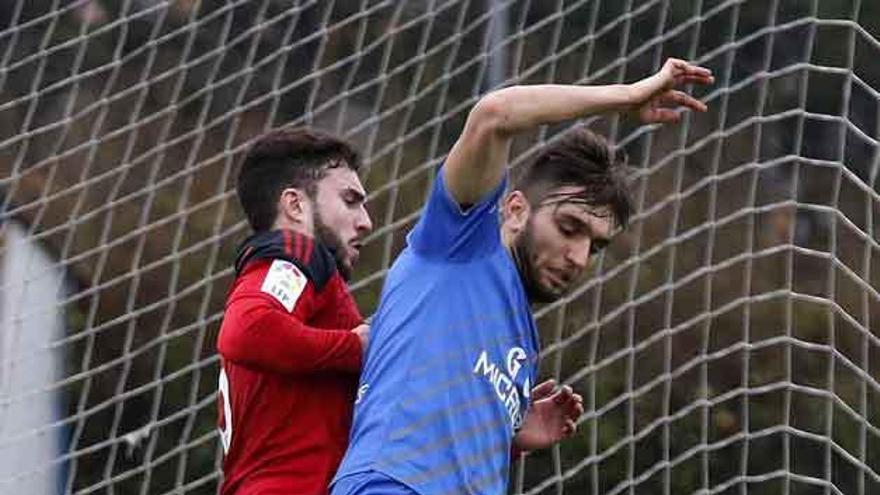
331, 471, 418, 495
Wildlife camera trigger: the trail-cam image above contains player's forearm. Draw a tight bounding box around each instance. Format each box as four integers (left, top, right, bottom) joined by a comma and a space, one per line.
443, 83, 638, 205
478, 84, 636, 135
218, 311, 362, 375
276, 324, 363, 374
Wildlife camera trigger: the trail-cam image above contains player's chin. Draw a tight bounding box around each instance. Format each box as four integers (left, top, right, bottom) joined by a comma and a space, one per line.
531, 280, 566, 304
346, 249, 360, 270
545, 284, 568, 300
545, 272, 573, 295
343, 251, 361, 276
334, 253, 356, 281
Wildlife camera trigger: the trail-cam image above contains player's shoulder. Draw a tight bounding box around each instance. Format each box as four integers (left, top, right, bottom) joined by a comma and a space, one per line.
234, 229, 337, 290
226, 257, 320, 317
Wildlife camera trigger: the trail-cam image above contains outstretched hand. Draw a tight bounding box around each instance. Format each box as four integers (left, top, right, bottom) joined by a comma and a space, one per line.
514, 379, 584, 452
630, 58, 714, 124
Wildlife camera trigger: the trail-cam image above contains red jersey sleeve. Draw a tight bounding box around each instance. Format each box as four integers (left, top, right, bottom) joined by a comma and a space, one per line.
217, 260, 363, 375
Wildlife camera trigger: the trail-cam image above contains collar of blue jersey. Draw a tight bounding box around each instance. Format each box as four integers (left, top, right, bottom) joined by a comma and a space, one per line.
234, 229, 337, 291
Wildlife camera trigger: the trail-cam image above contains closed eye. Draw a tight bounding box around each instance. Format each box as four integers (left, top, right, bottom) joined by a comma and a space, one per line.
557, 217, 588, 238
343, 188, 366, 207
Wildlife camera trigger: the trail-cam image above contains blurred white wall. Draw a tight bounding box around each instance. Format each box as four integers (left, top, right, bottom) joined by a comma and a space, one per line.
0, 222, 67, 494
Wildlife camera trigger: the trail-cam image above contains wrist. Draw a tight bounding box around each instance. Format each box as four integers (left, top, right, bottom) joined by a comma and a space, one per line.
624, 79, 649, 107
511, 436, 528, 457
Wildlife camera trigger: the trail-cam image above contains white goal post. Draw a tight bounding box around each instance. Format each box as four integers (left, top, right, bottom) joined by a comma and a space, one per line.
0, 1, 877, 494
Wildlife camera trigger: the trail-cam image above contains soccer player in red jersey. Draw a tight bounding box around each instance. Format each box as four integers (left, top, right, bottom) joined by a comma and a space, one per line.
216, 128, 373, 495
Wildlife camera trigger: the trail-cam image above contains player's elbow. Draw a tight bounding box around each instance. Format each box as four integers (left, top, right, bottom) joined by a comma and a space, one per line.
216, 328, 239, 361
468, 91, 514, 137
216, 320, 254, 363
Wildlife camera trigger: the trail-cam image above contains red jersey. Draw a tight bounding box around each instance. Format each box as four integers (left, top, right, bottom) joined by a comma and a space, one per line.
217, 230, 363, 495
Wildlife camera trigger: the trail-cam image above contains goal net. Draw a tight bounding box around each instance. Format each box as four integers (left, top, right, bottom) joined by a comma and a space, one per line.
0, 1, 877, 494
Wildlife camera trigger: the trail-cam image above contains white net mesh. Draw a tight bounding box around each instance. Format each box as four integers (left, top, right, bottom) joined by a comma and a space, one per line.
0, 0, 877, 494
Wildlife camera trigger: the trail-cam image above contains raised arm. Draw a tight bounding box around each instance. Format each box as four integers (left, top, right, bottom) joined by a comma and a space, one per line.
443, 58, 714, 205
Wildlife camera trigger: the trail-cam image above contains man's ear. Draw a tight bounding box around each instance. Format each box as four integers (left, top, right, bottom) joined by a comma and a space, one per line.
277, 187, 312, 229
502, 190, 531, 234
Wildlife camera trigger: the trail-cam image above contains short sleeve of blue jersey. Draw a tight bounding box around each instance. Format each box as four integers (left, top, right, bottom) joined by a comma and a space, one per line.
407, 166, 507, 261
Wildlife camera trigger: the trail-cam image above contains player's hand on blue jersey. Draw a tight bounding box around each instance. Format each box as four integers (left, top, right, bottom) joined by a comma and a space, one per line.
514, 379, 585, 452
629, 58, 714, 124
353, 323, 369, 355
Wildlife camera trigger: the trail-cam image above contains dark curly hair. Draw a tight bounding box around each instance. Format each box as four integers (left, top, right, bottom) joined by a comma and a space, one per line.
236, 127, 361, 232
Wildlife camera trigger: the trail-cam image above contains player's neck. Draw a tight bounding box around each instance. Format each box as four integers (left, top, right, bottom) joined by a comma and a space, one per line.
271, 218, 314, 238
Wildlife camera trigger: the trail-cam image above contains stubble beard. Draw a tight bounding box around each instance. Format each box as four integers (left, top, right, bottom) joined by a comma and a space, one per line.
510, 219, 562, 304
312, 209, 353, 281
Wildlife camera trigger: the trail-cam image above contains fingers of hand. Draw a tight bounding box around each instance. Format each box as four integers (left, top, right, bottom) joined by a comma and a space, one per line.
667, 58, 714, 85
560, 394, 583, 423
643, 108, 681, 123
553, 385, 573, 404
531, 379, 557, 400
681, 65, 714, 85
663, 57, 685, 73
661, 90, 707, 112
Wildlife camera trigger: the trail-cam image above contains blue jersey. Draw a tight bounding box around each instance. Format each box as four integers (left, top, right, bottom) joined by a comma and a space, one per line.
333, 168, 539, 494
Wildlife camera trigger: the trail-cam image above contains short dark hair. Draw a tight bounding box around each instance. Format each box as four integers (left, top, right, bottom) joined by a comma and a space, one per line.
237, 127, 361, 232
513, 126, 632, 228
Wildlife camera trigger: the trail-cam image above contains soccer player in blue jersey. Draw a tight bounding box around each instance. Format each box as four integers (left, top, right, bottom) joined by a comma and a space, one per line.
332, 58, 714, 494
